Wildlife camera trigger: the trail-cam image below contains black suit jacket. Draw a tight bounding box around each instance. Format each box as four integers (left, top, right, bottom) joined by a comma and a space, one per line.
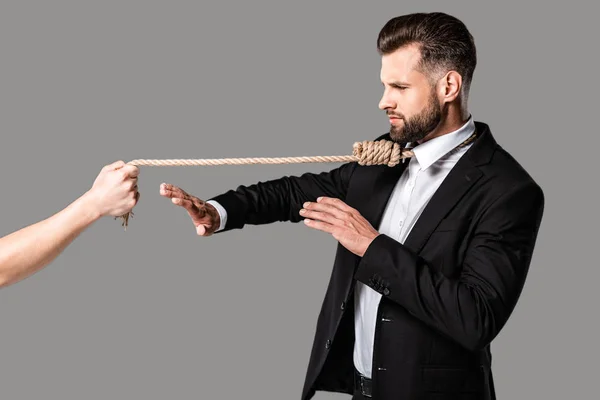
210, 121, 545, 400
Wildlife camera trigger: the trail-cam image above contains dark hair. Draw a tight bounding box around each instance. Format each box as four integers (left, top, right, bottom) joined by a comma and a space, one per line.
377, 12, 477, 93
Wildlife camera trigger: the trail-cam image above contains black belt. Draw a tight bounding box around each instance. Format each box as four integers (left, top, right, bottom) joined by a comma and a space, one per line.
354, 368, 373, 398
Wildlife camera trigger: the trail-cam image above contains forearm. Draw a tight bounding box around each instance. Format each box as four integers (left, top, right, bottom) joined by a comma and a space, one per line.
210, 163, 357, 232
0, 191, 101, 287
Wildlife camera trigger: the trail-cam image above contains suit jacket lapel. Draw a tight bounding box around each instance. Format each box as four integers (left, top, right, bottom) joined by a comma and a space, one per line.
353, 121, 496, 255
403, 122, 496, 254
402, 157, 482, 253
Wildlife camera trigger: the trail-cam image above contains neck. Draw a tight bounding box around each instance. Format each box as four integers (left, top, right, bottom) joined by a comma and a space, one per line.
417, 105, 470, 144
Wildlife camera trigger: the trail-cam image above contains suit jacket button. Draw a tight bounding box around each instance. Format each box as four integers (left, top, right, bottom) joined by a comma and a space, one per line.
325, 340, 332, 349
340, 301, 346, 310
383, 288, 390, 296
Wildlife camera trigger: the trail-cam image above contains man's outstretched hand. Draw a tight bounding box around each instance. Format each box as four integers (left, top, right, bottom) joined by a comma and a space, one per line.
159, 183, 220, 236
300, 196, 380, 257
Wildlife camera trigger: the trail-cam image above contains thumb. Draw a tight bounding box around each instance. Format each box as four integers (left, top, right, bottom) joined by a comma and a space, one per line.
196, 224, 207, 236
108, 160, 126, 170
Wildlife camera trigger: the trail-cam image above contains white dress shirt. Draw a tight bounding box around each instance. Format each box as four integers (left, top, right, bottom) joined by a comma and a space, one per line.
208, 116, 476, 379
353, 117, 476, 378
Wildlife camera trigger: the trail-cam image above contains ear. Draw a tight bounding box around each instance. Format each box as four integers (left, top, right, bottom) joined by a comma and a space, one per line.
438, 71, 462, 103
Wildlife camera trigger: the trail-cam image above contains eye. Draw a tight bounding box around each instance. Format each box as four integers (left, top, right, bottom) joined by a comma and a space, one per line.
392, 84, 408, 90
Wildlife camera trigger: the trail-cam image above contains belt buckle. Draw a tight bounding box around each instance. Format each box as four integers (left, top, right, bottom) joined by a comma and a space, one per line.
360, 376, 372, 398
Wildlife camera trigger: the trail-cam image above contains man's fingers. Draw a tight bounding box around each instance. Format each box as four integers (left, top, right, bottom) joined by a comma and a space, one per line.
162, 189, 190, 200
160, 187, 174, 198
160, 183, 174, 195
172, 198, 198, 217
160, 186, 185, 199
303, 200, 349, 220
172, 197, 208, 218
316, 197, 356, 213
303, 218, 336, 234
172, 197, 194, 209
160, 183, 189, 198
300, 209, 341, 226
161, 182, 182, 192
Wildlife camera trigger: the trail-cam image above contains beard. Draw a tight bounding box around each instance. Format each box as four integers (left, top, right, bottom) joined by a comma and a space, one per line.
388, 92, 442, 144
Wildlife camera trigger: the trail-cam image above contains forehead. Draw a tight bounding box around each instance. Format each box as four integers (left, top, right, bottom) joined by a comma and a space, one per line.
380, 44, 425, 82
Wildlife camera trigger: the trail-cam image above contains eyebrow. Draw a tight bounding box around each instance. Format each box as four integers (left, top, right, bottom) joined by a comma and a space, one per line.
382, 80, 411, 87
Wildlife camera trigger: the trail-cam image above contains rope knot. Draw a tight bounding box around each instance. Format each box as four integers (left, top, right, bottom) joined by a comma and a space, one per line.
352, 139, 403, 167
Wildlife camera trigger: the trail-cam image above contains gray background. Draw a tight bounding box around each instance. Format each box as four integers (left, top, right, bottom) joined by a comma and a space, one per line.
0, 1, 595, 399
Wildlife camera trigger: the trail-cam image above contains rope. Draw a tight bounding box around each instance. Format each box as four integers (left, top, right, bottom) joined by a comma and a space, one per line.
117, 133, 478, 229
126, 139, 409, 168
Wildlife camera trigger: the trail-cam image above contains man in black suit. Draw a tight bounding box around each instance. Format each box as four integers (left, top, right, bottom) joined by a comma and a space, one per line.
159, 12, 544, 400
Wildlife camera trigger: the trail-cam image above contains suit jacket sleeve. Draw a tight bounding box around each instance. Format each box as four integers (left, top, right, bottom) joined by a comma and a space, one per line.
355, 181, 545, 351
208, 162, 358, 232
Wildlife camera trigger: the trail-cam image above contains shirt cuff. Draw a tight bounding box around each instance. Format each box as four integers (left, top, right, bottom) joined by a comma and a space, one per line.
206, 200, 227, 232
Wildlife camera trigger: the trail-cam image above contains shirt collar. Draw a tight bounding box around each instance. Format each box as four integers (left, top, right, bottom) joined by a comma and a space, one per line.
410, 116, 475, 171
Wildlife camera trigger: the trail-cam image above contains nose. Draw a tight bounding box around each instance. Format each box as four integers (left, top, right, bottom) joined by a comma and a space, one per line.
378, 91, 396, 111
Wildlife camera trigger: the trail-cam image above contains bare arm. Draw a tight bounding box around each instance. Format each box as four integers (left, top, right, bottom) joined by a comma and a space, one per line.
0, 160, 140, 288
